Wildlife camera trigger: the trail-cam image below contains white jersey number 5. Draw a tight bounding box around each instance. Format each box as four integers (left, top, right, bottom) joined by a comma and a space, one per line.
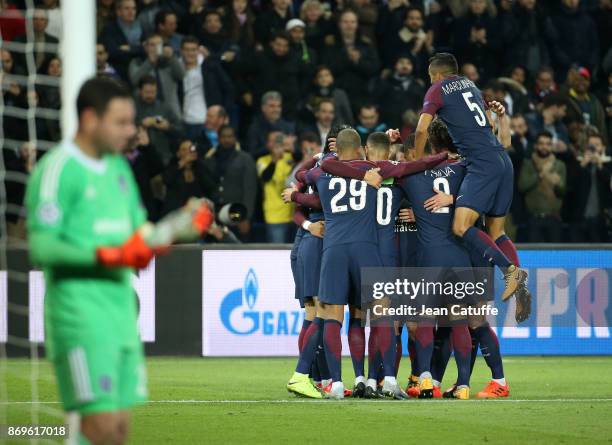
462, 91, 487, 127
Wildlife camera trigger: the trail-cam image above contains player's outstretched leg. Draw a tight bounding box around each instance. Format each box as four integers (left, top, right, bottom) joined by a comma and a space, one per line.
454, 208, 528, 301
405, 323, 420, 397
287, 317, 324, 399
365, 327, 382, 399
473, 324, 509, 398
348, 316, 366, 397
415, 322, 435, 399
394, 323, 403, 378
487, 217, 532, 322
431, 326, 451, 399
450, 324, 472, 400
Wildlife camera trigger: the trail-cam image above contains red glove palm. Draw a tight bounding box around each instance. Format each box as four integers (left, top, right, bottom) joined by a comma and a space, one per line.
96, 232, 155, 269
192, 203, 214, 235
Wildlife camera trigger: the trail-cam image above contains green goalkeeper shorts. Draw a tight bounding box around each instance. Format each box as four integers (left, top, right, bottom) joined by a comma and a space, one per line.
50, 339, 147, 415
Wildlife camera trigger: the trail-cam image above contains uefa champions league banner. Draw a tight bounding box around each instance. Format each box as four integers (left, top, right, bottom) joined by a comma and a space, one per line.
201, 249, 612, 357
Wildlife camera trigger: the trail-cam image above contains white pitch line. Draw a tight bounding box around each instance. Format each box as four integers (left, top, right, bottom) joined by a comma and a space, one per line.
3, 398, 612, 405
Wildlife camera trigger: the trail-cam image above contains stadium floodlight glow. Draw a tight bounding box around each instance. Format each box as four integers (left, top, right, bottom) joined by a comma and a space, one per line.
60, 0, 96, 139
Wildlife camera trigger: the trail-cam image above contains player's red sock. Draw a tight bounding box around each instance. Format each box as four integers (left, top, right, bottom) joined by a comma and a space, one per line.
298, 319, 312, 353
463, 227, 512, 270
495, 234, 520, 267
430, 326, 451, 383
323, 319, 342, 382
415, 324, 434, 375
348, 317, 365, 378
452, 325, 472, 387
295, 319, 320, 374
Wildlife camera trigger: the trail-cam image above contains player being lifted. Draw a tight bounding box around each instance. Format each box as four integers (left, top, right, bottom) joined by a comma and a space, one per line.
25, 77, 212, 445
414, 53, 531, 307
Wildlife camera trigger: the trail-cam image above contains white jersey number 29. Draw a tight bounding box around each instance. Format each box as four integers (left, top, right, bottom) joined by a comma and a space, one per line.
329, 178, 367, 213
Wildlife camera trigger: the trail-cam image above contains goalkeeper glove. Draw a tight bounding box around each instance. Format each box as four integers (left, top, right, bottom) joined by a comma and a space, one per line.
96, 232, 155, 269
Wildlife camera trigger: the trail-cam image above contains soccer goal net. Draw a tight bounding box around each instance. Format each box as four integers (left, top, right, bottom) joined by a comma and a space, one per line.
1, 0, 94, 441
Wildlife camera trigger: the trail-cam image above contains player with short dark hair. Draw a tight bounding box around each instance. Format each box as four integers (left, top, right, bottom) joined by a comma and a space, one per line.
25, 76, 212, 444
414, 52, 530, 309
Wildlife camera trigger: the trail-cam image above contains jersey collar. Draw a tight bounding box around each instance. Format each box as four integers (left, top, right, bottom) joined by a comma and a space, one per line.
64, 139, 108, 174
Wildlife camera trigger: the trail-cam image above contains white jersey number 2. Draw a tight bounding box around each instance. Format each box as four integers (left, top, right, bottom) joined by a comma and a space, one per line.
432, 177, 450, 214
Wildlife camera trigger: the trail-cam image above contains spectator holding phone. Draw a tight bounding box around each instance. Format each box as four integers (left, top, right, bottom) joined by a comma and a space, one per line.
256, 131, 296, 243
135, 75, 182, 165
129, 33, 184, 119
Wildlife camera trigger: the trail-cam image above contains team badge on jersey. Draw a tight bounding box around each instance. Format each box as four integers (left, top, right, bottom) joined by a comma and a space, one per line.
37, 202, 61, 225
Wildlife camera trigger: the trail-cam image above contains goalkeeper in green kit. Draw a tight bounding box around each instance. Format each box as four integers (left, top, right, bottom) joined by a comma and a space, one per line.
25, 77, 213, 445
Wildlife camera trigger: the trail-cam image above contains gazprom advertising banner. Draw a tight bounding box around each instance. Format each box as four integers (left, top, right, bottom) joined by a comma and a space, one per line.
201, 248, 612, 357
202, 250, 358, 356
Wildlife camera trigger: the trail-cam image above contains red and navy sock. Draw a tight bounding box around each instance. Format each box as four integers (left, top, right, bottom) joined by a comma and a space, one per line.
348, 317, 365, 378
462, 226, 512, 270
315, 320, 331, 381
323, 319, 343, 382
430, 326, 451, 383
469, 328, 478, 375
452, 325, 472, 387
374, 324, 396, 377
394, 332, 403, 377
473, 325, 504, 379
415, 324, 434, 375
408, 336, 418, 376
295, 318, 320, 374
298, 319, 312, 353
495, 234, 520, 267
367, 328, 381, 380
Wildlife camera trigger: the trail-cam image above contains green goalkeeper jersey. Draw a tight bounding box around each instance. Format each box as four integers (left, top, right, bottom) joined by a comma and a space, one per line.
25, 140, 147, 357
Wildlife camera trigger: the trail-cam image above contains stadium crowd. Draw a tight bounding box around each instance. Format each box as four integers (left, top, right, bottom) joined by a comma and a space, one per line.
2, 0, 612, 243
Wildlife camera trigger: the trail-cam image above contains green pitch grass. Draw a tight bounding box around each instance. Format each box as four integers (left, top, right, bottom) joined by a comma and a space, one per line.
4, 356, 612, 444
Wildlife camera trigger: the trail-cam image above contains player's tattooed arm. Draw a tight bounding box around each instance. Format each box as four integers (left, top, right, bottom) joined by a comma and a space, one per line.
377, 152, 449, 178
488, 100, 511, 148
293, 206, 308, 227
294, 157, 319, 184
424, 189, 454, 212
281, 181, 321, 208
291, 191, 322, 209
414, 113, 434, 159
320, 159, 383, 188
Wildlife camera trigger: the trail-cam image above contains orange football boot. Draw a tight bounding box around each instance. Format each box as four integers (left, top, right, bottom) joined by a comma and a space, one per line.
476, 381, 510, 398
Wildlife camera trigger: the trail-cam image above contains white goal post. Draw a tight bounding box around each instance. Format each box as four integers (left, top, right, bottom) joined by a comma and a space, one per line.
60, 0, 96, 139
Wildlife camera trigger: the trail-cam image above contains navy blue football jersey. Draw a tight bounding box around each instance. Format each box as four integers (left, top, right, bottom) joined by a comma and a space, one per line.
401, 160, 466, 247
422, 75, 504, 158
306, 160, 379, 249
376, 178, 404, 265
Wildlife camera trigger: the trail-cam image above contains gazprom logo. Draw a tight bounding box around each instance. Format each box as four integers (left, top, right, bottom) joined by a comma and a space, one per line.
219, 268, 302, 336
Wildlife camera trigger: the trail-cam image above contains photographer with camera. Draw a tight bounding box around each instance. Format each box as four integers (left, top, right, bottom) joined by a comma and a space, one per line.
161, 139, 218, 218
129, 33, 184, 119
